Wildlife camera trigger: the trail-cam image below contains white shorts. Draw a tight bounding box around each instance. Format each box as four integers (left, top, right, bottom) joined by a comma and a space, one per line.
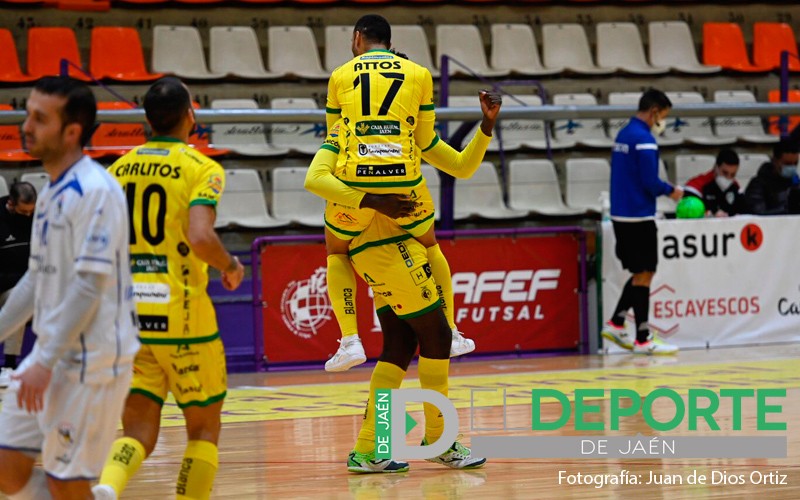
0, 356, 132, 480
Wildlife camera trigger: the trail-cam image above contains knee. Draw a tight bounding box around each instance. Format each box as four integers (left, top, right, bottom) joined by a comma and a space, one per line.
185, 417, 221, 443
0, 454, 32, 494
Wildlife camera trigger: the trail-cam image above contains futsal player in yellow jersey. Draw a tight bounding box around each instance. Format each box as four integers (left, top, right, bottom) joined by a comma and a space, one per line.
93, 78, 245, 500
319, 14, 496, 371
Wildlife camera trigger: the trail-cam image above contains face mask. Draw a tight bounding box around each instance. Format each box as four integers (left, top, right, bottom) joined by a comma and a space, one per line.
651, 120, 666, 136
781, 165, 797, 179
715, 175, 734, 191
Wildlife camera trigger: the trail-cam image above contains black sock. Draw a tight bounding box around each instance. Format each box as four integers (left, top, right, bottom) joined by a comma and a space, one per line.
631, 285, 651, 343
3, 355, 16, 369
610, 278, 634, 327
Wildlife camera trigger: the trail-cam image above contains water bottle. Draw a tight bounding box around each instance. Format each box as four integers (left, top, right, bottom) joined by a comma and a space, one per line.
599, 191, 611, 221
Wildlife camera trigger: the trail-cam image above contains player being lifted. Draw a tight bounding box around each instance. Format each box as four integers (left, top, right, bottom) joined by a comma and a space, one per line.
311, 14, 498, 371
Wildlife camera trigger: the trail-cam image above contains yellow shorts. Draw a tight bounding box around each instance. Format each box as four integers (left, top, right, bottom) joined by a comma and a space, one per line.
349, 215, 440, 319
131, 337, 227, 408
325, 184, 436, 240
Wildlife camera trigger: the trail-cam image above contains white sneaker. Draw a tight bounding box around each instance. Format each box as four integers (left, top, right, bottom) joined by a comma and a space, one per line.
0, 368, 12, 388
601, 321, 633, 350
450, 329, 475, 357
92, 484, 118, 500
325, 336, 367, 372
633, 333, 678, 355
422, 437, 486, 469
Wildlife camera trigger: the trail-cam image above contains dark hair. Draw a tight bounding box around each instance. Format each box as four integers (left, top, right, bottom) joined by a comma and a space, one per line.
144, 77, 191, 136
9, 182, 36, 204
773, 138, 800, 158
389, 48, 409, 60
715, 148, 740, 167
33, 76, 97, 147
637, 88, 672, 112
354, 15, 391, 47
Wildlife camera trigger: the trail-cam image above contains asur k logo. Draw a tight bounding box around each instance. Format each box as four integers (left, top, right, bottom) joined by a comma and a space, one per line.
740, 224, 763, 252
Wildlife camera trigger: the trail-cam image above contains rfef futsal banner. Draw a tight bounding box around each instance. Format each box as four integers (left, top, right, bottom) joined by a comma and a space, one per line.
601, 215, 800, 350
261, 235, 581, 364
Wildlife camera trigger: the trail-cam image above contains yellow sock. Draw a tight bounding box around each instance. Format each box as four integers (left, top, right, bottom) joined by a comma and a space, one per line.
354, 361, 406, 453
418, 356, 450, 444
427, 244, 456, 330
327, 254, 359, 338
176, 440, 218, 500
98, 436, 146, 497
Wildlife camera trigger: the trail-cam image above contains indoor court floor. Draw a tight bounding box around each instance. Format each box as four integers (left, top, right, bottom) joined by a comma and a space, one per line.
2, 344, 800, 499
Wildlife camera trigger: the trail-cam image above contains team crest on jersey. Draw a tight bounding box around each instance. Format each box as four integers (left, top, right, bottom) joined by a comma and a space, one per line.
207, 174, 223, 195
421, 286, 433, 302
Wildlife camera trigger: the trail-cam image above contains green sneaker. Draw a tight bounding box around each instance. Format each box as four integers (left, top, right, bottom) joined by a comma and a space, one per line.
347, 450, 410, 473
421, 438, 486, 469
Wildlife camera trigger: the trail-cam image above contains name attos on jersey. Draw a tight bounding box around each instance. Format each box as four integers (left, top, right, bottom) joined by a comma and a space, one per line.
452, 269, 562, 323
353, 60, 402, 71
113, 162, 181, 179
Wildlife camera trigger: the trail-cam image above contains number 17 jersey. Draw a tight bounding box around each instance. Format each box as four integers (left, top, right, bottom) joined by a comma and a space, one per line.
109, 137, 225, 344
326, 49, 436, 193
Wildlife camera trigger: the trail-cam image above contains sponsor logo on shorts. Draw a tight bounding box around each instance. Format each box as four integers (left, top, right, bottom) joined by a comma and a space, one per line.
133, 283, 171, 304
171, 363, 200, 375
396, 241, 414, 267
356, 164, 407, 177
355, 120, 401, 137
176, 382, 203, 395
357, 143, 402, 158
131, 253, 168, 274
177, 242, 190, 257
138, 314, 169, 332
410, 263, 433, 285
335, 212, 359, 227
57, 423, 74, 448
363, 272, 385, 287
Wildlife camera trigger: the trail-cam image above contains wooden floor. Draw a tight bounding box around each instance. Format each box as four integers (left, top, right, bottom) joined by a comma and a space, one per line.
4, 345, 800, 499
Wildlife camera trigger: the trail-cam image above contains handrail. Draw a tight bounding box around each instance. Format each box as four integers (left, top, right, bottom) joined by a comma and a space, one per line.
778, 49, 799, 137
2, 103, 799, 125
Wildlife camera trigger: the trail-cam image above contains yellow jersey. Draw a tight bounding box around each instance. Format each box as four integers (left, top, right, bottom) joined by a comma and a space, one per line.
109, 137, 224, 344
326, 49, 438, 193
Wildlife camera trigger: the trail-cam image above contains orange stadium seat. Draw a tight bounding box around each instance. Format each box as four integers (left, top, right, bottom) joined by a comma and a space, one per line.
291, 0, 338, 3
115, 0, 169, 3
174, 0, 226, 3
768, 90, 800, 136
91, 27, 163, 82
28, 27, 91, 81
0, 105, 34, 162
753, 23, 800, 72
238, 0, 283, 3
702, 23, 772, 73
0, 29, 36, 83
56, 0, 110, 11
88, 101, 147, 158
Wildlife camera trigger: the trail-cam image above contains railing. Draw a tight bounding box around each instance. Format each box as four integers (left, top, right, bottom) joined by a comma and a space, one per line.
778, 49, 799, 137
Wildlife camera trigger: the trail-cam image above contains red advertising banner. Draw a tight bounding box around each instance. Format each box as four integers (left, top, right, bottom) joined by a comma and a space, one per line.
261, 236, 580, 365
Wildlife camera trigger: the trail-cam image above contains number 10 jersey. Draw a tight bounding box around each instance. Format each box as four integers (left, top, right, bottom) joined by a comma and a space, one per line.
109, 137, 225, 344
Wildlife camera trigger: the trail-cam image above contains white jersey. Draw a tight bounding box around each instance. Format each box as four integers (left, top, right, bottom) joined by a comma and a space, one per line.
29, 156, 139, 384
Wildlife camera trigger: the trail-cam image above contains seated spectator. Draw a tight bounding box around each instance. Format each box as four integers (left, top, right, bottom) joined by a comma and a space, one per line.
744, 139, 799, 215
684, 148, 747, 217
